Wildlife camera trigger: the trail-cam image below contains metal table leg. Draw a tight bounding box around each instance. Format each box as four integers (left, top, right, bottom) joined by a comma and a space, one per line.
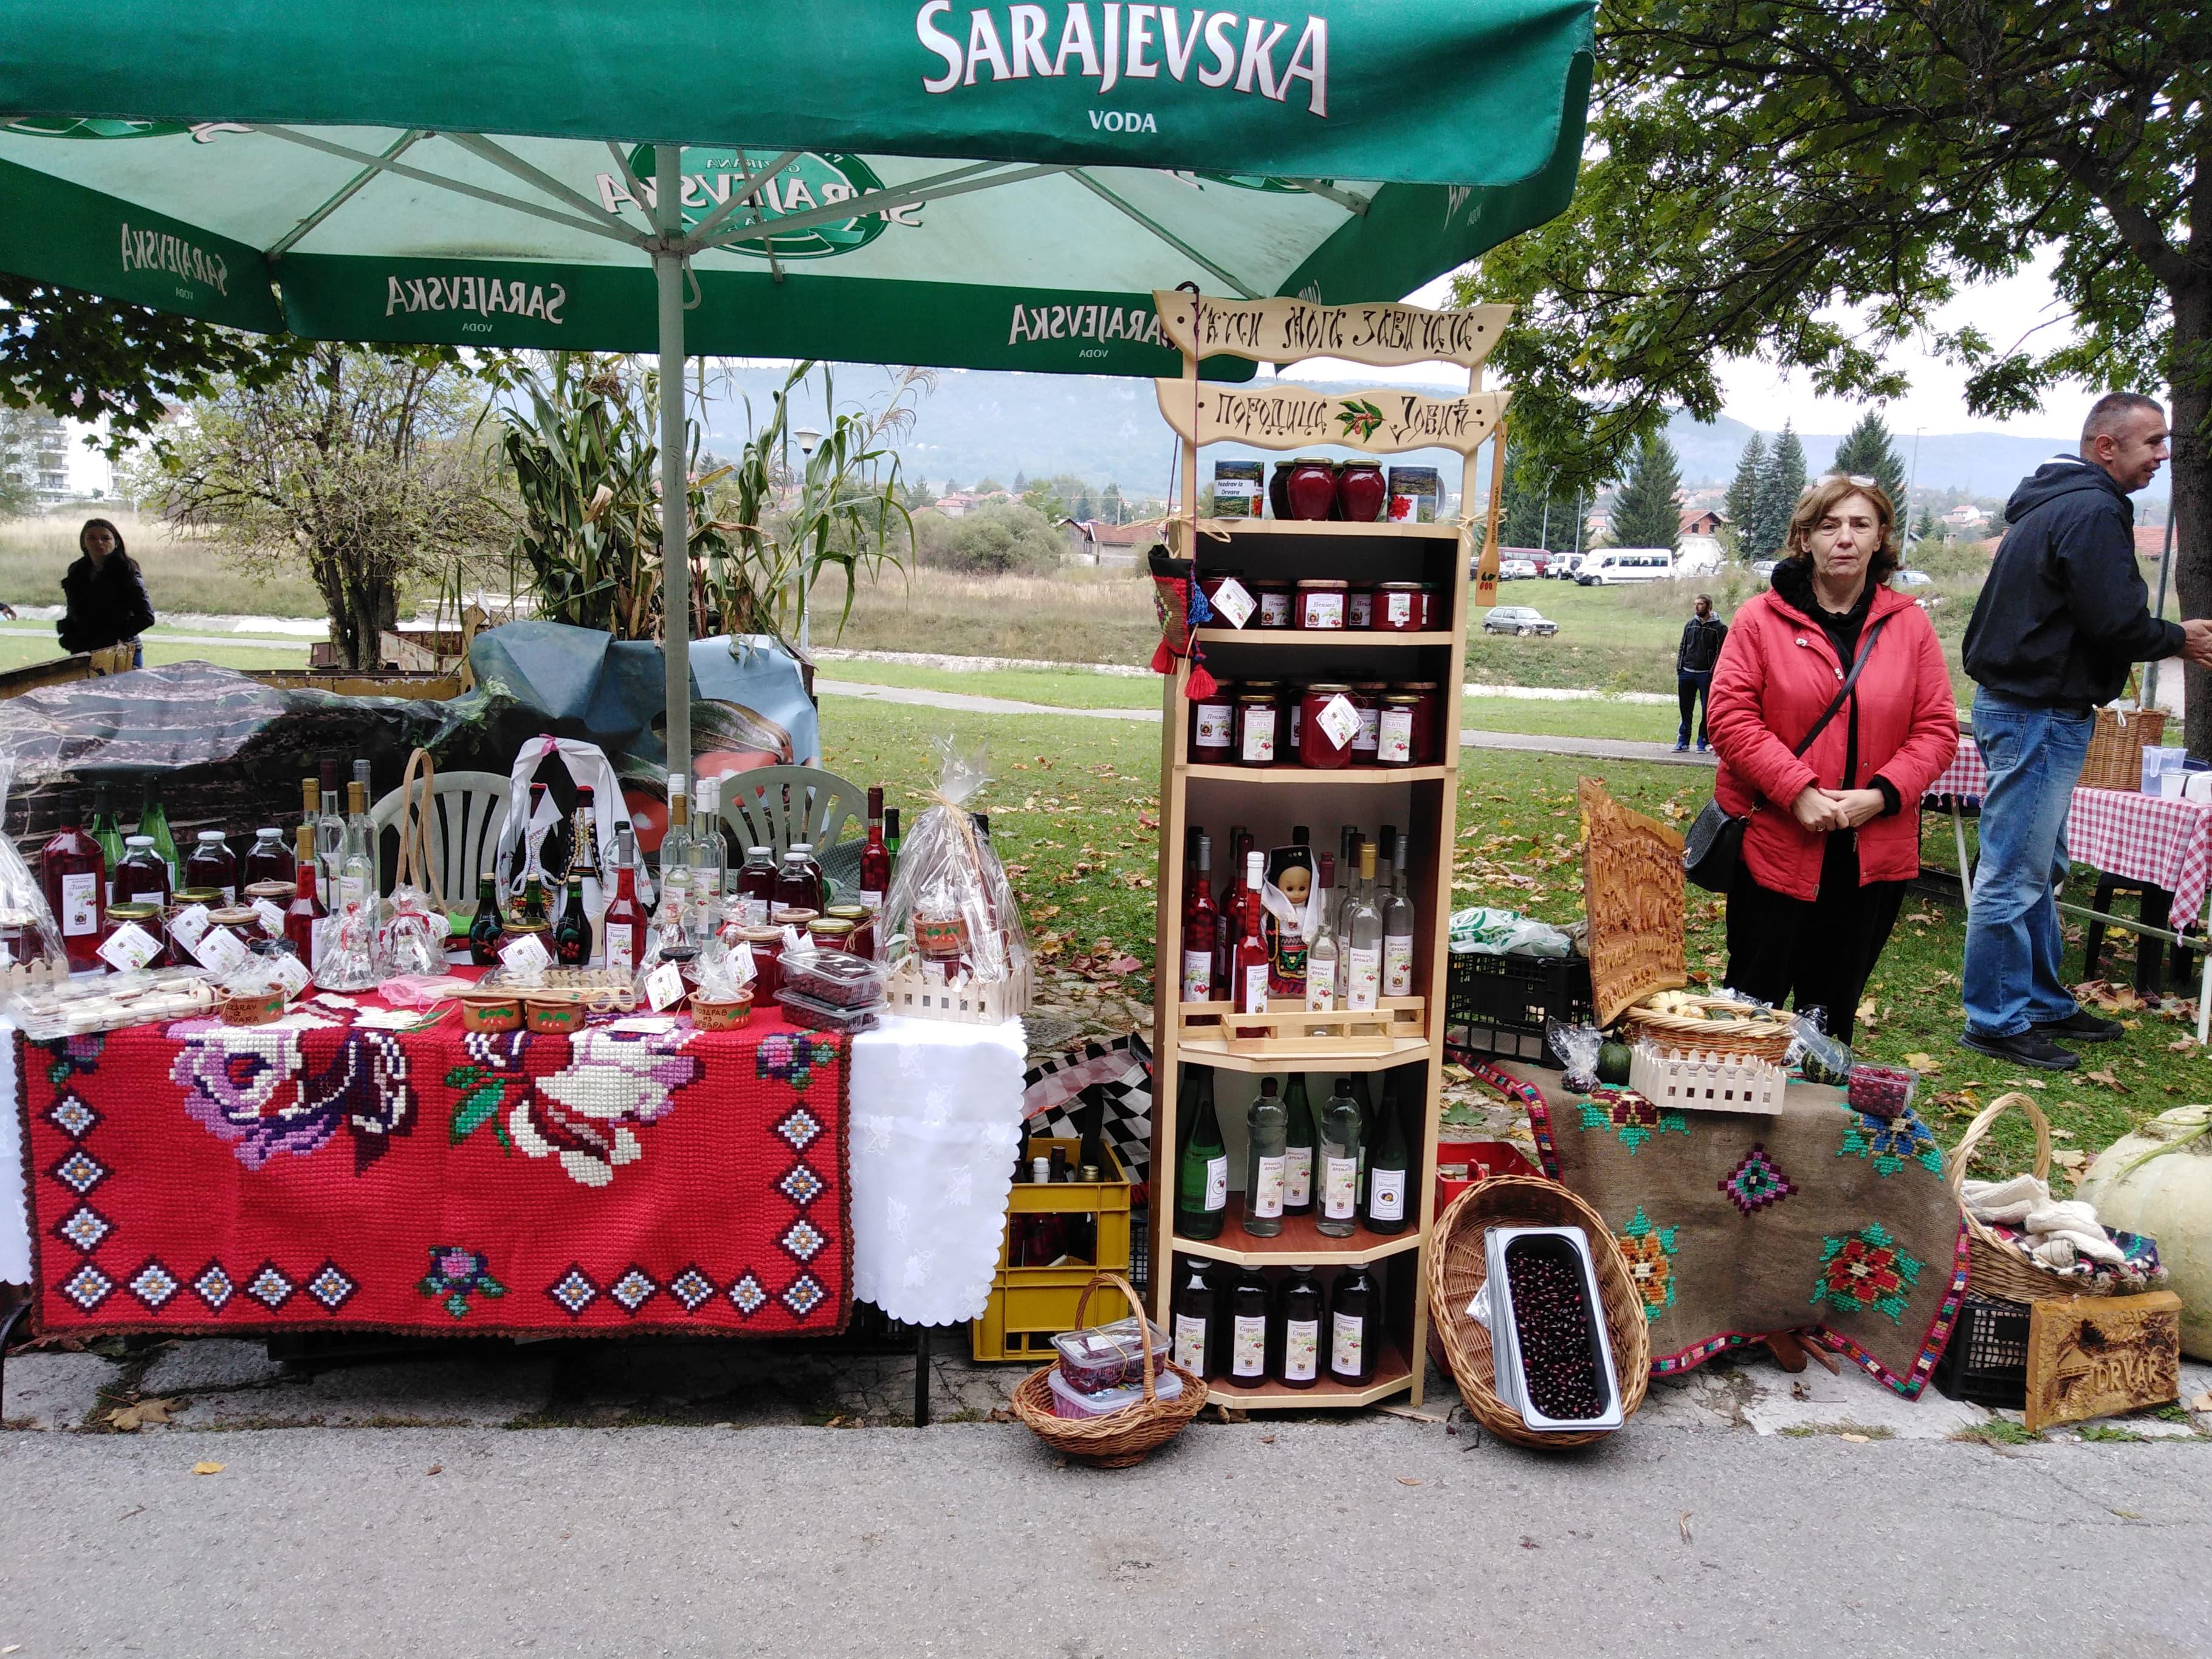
1951, 799, 1974, 920
0, 1299, 27, 1423
914, 1322, 930, 1427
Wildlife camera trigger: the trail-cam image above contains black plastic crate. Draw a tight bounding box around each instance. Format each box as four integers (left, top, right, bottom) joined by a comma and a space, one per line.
1443, 948, 1593, 1069
1931, 1294, 2030, 1408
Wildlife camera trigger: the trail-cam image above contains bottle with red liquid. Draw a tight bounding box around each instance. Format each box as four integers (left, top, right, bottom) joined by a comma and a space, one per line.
243, 826, 295, 888
601, 822, 647, 974
40, 791, 106, 972
774, 845, 823, 915
1212, 825, 1249, 997
184, 829, 240, 905
284, 822, 323, 968
1232, 850, 1272, 1027
858, 786, 891, 912
1180, 830, 1220, 1004
734, 845, 777, 928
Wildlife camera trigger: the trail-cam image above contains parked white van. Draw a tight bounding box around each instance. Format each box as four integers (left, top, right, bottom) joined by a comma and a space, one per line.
1575, 548, 1675, 585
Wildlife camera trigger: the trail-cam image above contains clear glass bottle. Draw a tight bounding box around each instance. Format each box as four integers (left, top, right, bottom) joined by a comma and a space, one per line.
1364, 1077, 1412, 1235
1382, 828, 1417, 998
1341, 840, 1384, 1012
1242, 1077, 1287, 1238
1171, 1254, 1217, 1379
656, 776, 694, 937
689, 775, 725, 908
315, 760, 344, 911
1174, 1068, 1228, 1242
1305, 853, 1339, 1012
1330, 1265, 1379, 1384
1275, 1266, 1323, 1390
1282, 1073, 1317, 1217
1317, 1076, 1364, 1238
338, 780, 374, 916
1228, 1267, 1270, 1384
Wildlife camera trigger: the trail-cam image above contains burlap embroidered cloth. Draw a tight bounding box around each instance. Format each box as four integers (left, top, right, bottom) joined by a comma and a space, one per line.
1481, 1060, 1967, 1396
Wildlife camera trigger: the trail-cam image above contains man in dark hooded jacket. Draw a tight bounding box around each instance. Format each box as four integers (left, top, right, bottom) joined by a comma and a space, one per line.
1959, 393, 2212, 1069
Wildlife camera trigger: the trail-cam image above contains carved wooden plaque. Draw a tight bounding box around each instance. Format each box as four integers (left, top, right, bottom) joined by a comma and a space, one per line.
1152, 290, 1514, 369
1153, 379, 1506, 456
2025, 1291, 2182, 1433
1578, 778, 1688, 1027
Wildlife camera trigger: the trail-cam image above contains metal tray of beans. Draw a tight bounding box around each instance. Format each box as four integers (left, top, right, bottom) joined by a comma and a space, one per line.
1469, 1224, 1624, 1434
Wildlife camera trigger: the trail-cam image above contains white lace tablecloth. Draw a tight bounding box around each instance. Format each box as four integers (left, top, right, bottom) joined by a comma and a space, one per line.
0, 1022, 24, 1283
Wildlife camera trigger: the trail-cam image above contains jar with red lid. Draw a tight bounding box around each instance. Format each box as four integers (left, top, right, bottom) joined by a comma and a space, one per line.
1336, 461, 1387, 522
1348, 681, 1389, 764
1252, 579, 1294, 629
1374, 581, 1423, 631
1190, 682, 1237, 764
1396, 681, 1441, 764
1283, 456, 1338, 520
1374, 695, 1421, 767
1234, 690, 1281, 766
1418, 583, 1443, 629
1298, 684, 1360, 769
1294, 578, 1348, 630
1347, 584, 1375, 630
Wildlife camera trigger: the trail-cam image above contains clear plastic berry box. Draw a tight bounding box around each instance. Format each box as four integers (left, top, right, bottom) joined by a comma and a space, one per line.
1050, 1314, 1173, 1393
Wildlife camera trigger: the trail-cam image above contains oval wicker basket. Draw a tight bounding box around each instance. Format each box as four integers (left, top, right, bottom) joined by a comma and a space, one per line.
1009, 1273, 1209, 1468
1948, 1091, 2124, 1300
1428, 1175, 1650, 1448
1617, 1005, 1795, 1063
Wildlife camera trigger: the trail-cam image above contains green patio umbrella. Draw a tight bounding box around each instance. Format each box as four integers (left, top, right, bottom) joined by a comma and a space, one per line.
0, 0, 1595, 778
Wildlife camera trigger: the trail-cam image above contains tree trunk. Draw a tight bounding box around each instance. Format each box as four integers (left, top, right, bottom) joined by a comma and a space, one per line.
2173, 275, 2212, 757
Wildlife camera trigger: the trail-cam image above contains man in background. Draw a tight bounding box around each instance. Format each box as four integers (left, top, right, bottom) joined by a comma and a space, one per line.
1675, 592, 1727, 752
1959, 392, 2212, 1070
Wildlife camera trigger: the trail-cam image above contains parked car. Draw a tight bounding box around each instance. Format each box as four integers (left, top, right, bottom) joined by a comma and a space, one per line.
1752, 558, 1779, 579
1483, 605, 1559, 637
1576, 548, 1675, 585
1499, 557, 1539, 580
1896, 569, 1933, 587
1548, 553, 1586, 580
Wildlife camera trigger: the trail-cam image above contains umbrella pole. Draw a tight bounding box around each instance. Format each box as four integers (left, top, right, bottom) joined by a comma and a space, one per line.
654, 143, 693, 788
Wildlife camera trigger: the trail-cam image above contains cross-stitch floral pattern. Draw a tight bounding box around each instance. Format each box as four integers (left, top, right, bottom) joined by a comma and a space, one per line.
1836, 1107, 1944, 1178
171, 1025, 415, 1173
757, 1032, 840, 1091
1811, 1223, 1922, 1324
443, 1028, 704, 1189
1616, 1206, 1678, 1320
419, 1245, 505, 1319
1717, 1144, 1795, 1215
1578, 1088, 1689, 1153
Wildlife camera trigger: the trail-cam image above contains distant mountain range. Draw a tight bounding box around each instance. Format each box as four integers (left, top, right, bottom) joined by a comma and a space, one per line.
695, 365, 2106, 506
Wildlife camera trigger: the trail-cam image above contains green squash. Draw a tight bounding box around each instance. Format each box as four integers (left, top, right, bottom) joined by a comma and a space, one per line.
1595, 1041, 1633, 1087
1799, 1042, 1853, 1088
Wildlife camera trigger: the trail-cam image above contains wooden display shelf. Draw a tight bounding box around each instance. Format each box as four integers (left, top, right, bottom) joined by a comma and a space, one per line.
1172, 1199, 1424, 1267
1203, 1338, 1414, 1409
1169, 1039, 1431, 1075
1194, 628, 1455, 648
1180, 996, 1425, 1058
1182, 763, 1452, 785
1180, 517, 1464, 541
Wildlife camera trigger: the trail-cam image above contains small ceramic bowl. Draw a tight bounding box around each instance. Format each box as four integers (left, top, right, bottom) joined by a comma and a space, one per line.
690, 992, 754, 1032
525, 998, 586, 1034
219, 988, 287, 1026
459, 994, 523, 1033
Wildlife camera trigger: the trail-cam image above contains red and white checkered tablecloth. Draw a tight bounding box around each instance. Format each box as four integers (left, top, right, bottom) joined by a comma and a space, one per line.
1926, 736, 2212, 925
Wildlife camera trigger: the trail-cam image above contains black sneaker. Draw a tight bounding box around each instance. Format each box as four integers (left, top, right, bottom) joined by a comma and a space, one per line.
2033, 1009, 2124, 1044
1960, 1029, 2078, 1071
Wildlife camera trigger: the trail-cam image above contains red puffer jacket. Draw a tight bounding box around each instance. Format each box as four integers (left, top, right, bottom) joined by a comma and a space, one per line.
1706, 580, 1960, 902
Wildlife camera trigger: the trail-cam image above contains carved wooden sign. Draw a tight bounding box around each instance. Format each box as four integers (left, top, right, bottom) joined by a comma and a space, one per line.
1152, 291, 1514, 370
2025, 1290, 2182, 1432
1153, 379, 1506, 457
1578, 778, 1689, 1026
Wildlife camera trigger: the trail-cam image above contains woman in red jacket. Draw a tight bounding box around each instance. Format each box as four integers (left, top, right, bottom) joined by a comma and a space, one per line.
1706, 476, 1959, 1040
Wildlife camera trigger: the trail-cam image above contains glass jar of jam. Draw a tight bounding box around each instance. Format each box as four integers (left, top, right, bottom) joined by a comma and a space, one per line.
104, 901, 166, 967
204, 904, 260, 955
1374, 581, 1423, 631
1283, 679, 1308, 757
1191, 681, 1237, 764
1375, 695, 1421, 767
168, 887, 221, 965
0, 908, 36, 969
1347, 584, 1375, 630
806, 917, 857, 953
1235, 689, 1281, 767
1336, 461, 1387, 522
741, 926, 783, 1000
1283, 456, 1338, 520
1396, 681, 1442, 764
1252, 579, 1294, 629
1418, 583, 1443, 629
1349, 681, 1389, 764
1294, 578, 1348, 630
825, 902, 873, 959
1298, 684, 1359, 769
1198, 568, 1251, 629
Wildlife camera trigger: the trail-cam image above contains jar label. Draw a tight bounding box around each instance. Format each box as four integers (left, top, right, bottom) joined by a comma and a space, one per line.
1377, 708, 1415, 763
1285, 1317, 1319, 1380
1173, 1313, 1207, 1374
857, 888, 884, 912
1384, 935, 1414, 997
1211, 577, 1256, 630
266, 952, 312, 1000
168, 903, 213, 954
1194, 702, 1234, 746
1345, 944, 1381, 1011
1323, 1155, 1358, 1219
1370, 1167, 1406, 1221
1239, 707, 1277, 763
730, 938, 755, 983
1258, 589, 1291, 625
1331, 1311, 1365, 1376
1300, 592, 1344, 629
97, 922, 162, 974
1252, 1154, 1285, 1217
643, 959, 685, 1011
58, 871, 98, 936
1284, 1146, 1312, 1207
1242, 961, 1271, 1014
1204, 1154, 1229, 1211
1384, 590, 1414, 625
1181, 949, 1212, 1003
252, 898, 287, 938
500, 931, 552, 975
1315, 694, 1362, 750
1348, 591, 1373, 627
193, 926, 250, 975
1353, 706, 1381, 752
1232, 1314, 1266, 1377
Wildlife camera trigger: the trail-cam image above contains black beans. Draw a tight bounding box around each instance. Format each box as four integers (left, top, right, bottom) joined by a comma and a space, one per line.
1505, 1245, 1605, 1421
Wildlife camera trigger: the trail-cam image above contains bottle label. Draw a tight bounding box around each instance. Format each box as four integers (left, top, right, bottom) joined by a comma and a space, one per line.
1194, 701, 1234, 746
1258, 589, 1291, 627
1314, 694, 1361, 750
1377, 707, 1414, 763
58, 871, 98, 936
338, 874, 365, 915
1238, 707, 1277, 763
1180, 948, 1212, 1004
1173, 1313, 1207, 1375
1285, 1318, 1319, 1381
1240, 962, 1270, 1014
606, 929, 636, 973
1284, 1146, 1312, 1207
97, 921, 162, 973
1331, 1311, 1365, 1377
1345, 944, 1381, 1011
1251, 1154, 1285, 1218
1323, 1155, 1358, 1220
858, 888, 884, 912
1232, 1313, 1266, 1378
1304, 954, 1337, 1011
1384, 935, 1414, 997
1204, 1155, 1228, 1212
1370, 1167, 1406, 1222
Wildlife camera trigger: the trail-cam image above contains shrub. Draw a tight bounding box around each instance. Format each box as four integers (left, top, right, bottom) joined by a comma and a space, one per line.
914, 501, 1065, 575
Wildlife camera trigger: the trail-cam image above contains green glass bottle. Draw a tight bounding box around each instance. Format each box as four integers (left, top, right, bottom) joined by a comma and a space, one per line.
468, 872, 506, 966
88, 783, 125, 906
1175, 1068, 1228, 1242
1282, 1074, 1317, 1216
552, 873, 593, 966
1364, 1078, 1412, 1235
136, 778, 179, 890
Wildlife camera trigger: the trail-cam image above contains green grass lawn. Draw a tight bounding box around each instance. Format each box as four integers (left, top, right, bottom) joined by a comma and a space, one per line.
817, 659, 1159, 709
0, 633, 312, 673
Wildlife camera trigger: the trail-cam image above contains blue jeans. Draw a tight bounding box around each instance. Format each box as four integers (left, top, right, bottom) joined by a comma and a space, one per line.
1962, 690, 2093, 1039
1676, 671, 1712, 746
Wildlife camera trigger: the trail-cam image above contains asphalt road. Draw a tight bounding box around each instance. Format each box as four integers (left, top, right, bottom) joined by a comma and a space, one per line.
2, 1421, 2205, 1657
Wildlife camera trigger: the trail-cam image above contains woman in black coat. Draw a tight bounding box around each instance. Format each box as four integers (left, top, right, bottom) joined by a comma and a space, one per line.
58, 518, 155, 664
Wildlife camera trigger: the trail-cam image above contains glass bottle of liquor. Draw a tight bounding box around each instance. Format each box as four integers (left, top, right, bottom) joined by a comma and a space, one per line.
552, 872, 593, 966
568, 783, 602, 908
41, 791, 106, 971
689, 776, 724, 911
1242, 1077, 1287, 1238
774, 845, 822, 914
602, 823, 647, 973
1173, 1068, 1228, 1242
859, 786, 891, 912
244, 825, 294, 888
1316, 1076, 1364, 1238
185, 829, 239, 905
116, 833, 171, 910
1232, 850, 1271, 1016
1305, 854, 1339, 1012
733, 845, 777, 929
656, 776, 693, 930
517, 780, 552, 902
350, 760, 376, 902
1180, 831, 1220, 1004
1227, 1266, 1270, 1385
1282, 1073, 1317, 1217
1332, 825, 1361, 940
1364, 1077, 1412, 1235
1341, 840, 1384, 1012
1329, 1265, 1379, 1384
468, 871, 506, 965
136, 778, 179, 889
339, 781, 374, 915
88, 784, 125, 905
315, 760, 344, 910
1212, 825, 1249, 996
1171, 1254, 1217, 1379
284, 823, 323, 968
1382, 829, 1417, 998
519, 870, 549, 927
884, 807, 901, 863
1275, 1266, 1323, 1390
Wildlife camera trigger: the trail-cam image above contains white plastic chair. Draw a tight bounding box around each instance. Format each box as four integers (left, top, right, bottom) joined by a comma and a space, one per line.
368, 769, 512, 905
716, 765, 868, 901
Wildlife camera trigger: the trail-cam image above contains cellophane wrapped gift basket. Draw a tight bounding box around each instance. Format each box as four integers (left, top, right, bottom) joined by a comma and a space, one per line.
878, 738, 1032, 1024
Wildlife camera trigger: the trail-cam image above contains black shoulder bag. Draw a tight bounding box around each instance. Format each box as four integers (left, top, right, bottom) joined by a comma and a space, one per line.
1683, 614, 1892, 893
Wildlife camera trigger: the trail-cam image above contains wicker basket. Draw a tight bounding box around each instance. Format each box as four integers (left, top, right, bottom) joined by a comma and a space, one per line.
1009, 1273, 1209, 1468
1616, 1003, 1796, 1063
2080, 704, 2165, 792
1428, 1175, 1650, 1448
1948, 1092, 2124, 1300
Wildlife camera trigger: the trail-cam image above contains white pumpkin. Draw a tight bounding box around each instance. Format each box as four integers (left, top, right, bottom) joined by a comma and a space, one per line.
2078, 1105, 2212, 1360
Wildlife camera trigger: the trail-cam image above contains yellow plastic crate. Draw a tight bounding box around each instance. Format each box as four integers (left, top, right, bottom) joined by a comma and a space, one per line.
969, 1137, 1133, 1362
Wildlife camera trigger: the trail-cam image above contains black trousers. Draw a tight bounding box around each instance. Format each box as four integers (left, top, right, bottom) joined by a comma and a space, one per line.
1724, 831, 1907, 1043
1677, 671, 1712, 746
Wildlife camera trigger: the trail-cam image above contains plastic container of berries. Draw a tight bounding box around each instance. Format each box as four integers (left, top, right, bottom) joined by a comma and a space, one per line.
1470, 1224, 1625, 1434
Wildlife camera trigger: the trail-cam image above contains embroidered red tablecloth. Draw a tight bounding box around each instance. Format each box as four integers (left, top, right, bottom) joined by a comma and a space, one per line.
17, 997, 850, 1339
